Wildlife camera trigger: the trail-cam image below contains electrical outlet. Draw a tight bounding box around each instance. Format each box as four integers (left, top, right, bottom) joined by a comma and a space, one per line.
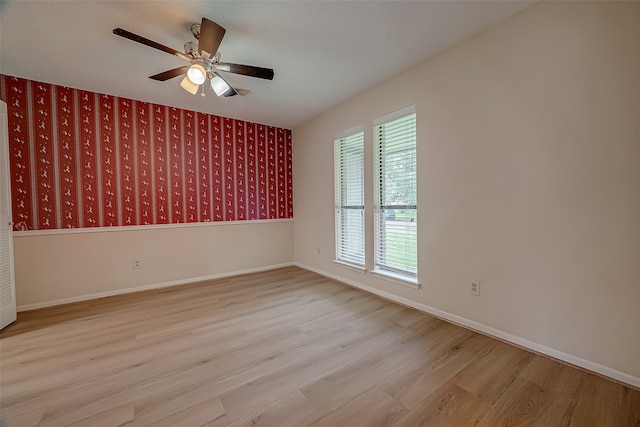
132, 259, 142, 270
470, 280, 480, 296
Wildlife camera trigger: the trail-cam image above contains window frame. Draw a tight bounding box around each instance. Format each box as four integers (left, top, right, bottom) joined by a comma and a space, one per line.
333, 126, 365, 269
373, 105, 418, 283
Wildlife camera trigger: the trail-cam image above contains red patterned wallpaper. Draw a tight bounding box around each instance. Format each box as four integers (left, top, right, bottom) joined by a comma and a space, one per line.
0, 75, 293, 231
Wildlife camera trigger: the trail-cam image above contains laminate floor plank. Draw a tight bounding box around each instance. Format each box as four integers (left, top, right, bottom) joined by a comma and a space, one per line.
142, 397, 226, 427
475, 377, 569, 427
391, 382, 481, 427
379, 327, 492, 409
54, 404, 135, 427
219, 324, 395, 421
225, 391, 322, 427
301, 317, 459, 416
567, 374, 638, 427
308, 386, 409, 427
1, 408, 45, 427
1, 266, 638, 426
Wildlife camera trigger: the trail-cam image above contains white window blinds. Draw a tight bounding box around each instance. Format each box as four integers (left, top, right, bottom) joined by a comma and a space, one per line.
334, 127, 365, 266
373, 106, 417, 278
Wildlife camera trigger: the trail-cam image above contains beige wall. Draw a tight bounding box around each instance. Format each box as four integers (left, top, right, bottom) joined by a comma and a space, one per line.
14, 220, 293, 309
293, 1, 640, 384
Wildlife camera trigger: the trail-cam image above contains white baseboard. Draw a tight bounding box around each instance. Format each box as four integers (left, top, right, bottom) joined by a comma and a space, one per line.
17, 262, 294, 312
294, 262, 640, 390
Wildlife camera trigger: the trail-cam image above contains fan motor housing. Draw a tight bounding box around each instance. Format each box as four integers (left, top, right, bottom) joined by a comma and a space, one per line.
184, 41, 199, 58
190, 24, 201, 39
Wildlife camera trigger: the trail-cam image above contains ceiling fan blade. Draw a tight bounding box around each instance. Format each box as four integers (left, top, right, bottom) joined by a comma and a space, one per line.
215, 62, 274, 80
198, 18, 226, 58
149, 67, 189, 81
113, 28, 189, 61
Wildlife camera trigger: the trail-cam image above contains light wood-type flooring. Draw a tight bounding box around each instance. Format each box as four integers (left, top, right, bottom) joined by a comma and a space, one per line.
1, 266, 639, 426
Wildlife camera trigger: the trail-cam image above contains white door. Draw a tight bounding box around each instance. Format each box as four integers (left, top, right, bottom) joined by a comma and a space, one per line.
0, 100, 17, 329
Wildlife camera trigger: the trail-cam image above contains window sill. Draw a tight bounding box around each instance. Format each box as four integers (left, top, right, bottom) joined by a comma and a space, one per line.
333, 260, 367, 274
372, 269, 421, 289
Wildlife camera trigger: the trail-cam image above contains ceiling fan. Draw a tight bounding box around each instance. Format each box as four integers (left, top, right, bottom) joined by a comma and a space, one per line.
113, 17, 274, 97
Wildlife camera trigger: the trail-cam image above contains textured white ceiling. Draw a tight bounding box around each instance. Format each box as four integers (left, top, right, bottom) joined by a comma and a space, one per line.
0, 1, 535, 129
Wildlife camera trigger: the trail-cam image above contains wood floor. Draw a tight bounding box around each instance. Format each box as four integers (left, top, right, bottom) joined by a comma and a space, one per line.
1, 266, 639, 426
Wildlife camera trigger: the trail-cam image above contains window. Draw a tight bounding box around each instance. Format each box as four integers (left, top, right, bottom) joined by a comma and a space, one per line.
373, 106, 417, 279
334, 127, 365, 267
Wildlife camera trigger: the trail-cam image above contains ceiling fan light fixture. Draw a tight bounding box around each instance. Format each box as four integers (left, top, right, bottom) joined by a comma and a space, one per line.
210, 72, 233, 97
180, 75, 199, 95
186, 63, 206, 85
113, 17, 275, 100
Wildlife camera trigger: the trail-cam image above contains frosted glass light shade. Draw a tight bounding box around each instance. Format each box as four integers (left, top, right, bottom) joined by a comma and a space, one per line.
186, 64, 206, 85
210, 73, 232, 96
180, 75, 199, 95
